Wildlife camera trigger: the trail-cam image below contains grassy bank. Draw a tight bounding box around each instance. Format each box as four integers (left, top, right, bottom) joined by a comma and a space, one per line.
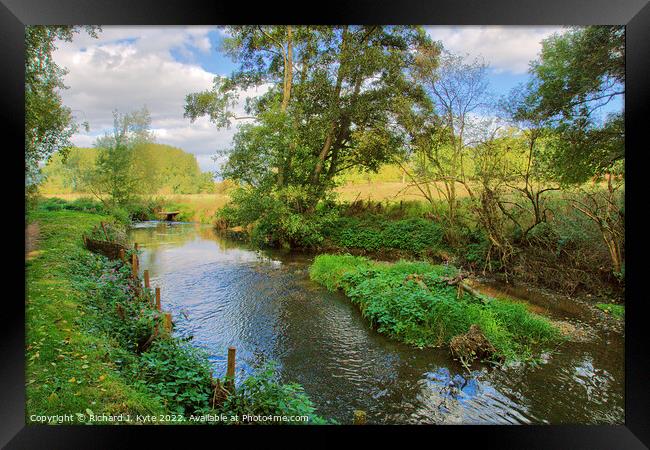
309, 254, 561, 363
26, 209, 327, 424
26, 210, 164, 421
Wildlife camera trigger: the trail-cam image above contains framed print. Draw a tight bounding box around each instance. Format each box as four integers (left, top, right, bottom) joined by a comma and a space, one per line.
3, 0, 648, 447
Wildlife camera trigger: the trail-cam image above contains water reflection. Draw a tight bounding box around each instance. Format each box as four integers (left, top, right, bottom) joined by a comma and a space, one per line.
129, 222, 624, 425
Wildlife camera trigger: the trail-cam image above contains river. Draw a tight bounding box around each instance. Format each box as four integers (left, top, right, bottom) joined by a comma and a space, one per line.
129, 221, 624, 425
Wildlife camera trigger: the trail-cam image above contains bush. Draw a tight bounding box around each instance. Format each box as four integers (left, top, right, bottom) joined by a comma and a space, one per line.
136, 339, 214, 414
37, 196, 107, 214
83, 219, 129, 245
217, 187, 339, 248
324, 217, 445, 254
220, 363, 328, 424
310, 254, 560, 362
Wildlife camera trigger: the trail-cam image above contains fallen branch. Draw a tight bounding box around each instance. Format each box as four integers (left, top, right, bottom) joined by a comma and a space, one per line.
408, 273, 490, 304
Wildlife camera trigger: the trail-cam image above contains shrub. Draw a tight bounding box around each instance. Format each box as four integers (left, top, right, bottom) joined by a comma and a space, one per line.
136, 339, 214, 414
217, 187, 339, 248
310, 254, 560, 362
324, 217, 446, 254
220, 363, 328, 424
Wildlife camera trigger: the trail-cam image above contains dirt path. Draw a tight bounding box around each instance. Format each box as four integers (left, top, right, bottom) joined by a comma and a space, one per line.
25, 221, 40, 259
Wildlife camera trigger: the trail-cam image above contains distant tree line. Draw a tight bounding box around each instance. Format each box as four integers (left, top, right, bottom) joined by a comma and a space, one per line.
42, 125, 216, 199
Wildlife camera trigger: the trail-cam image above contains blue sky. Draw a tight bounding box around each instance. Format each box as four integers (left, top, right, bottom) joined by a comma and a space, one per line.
52, 26, 622, 173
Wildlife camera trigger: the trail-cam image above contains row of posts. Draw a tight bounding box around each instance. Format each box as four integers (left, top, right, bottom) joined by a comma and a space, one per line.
119, 242, 238, 396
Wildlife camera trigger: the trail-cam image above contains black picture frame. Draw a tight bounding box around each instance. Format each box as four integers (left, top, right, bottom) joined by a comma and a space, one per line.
2, 0, 648, 447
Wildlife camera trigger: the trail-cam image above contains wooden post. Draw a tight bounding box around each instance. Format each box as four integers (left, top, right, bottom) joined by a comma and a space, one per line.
100, 221, 110, 241
163, 312, 172, 333
119, 248, 125, 262
155, 287, 161, 311
144, 270, 150, 289
353, 410, 367, 425
226, 347, 236, 391
131, 253, 138, 278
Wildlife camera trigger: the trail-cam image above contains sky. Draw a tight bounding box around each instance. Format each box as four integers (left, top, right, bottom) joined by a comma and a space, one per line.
52, 25, 573, 173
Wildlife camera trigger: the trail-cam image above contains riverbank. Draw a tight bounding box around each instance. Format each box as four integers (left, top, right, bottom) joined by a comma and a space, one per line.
26, 209, 327, 424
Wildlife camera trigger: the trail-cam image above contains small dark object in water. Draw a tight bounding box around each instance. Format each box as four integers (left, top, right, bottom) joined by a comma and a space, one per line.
449, 324, 497, 363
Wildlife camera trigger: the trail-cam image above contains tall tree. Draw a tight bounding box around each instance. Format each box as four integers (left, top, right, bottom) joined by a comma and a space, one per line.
87, 107, 154, 205
403, 52, 490, 229
25, 25, 100, 195
522, 25, 625, 276
185, 26, 435, 208
523, 25, 624, 183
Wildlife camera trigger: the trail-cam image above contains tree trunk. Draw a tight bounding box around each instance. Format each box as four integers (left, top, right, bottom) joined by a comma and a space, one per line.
281, 26, 293, 113
277, 26, 293, 188
312, 26, 348, 185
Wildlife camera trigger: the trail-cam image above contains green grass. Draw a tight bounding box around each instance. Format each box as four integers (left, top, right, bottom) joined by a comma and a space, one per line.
26, 210, 165, 422
310, 254, 561, 362
596, 303, 625, 319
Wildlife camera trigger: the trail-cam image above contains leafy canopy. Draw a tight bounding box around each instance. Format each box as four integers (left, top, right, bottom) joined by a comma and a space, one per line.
185, 26, 438, 207
25, 25, 100, 193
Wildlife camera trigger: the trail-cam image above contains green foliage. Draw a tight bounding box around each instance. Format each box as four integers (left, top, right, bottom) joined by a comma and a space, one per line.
310, 255, 560, 361
82, 219, 129, 245
520, 26, 624, 183
25, 26, 100, 195
136, 339, 214, 414
220, 363, 328, 424
186, 26, 436, 208
217, 187, 339, 248
596, 303, 624, 319
37, 196, 106, 214
325, 217, 445, 254
41, 144, 215, 196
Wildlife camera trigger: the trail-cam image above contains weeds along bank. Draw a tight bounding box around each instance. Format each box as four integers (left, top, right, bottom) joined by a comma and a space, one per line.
26, 209, 327, 424
309, 255, 561, 364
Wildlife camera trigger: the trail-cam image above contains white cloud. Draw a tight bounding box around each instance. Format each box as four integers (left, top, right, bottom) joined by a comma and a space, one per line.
425, 26, 566, 74
53, 25, 246, 172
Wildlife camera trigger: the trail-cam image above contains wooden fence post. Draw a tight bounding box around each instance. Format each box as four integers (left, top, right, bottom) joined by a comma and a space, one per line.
226, 347, 236, 392
131, 253, 138, 278
163, 312, 172, 333
144, 270, 150, 289
155, 287, 161, 311
119, 248, 125, 262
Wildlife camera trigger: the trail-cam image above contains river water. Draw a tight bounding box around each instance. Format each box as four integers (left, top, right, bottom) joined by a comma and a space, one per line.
129, 221, 624, 425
